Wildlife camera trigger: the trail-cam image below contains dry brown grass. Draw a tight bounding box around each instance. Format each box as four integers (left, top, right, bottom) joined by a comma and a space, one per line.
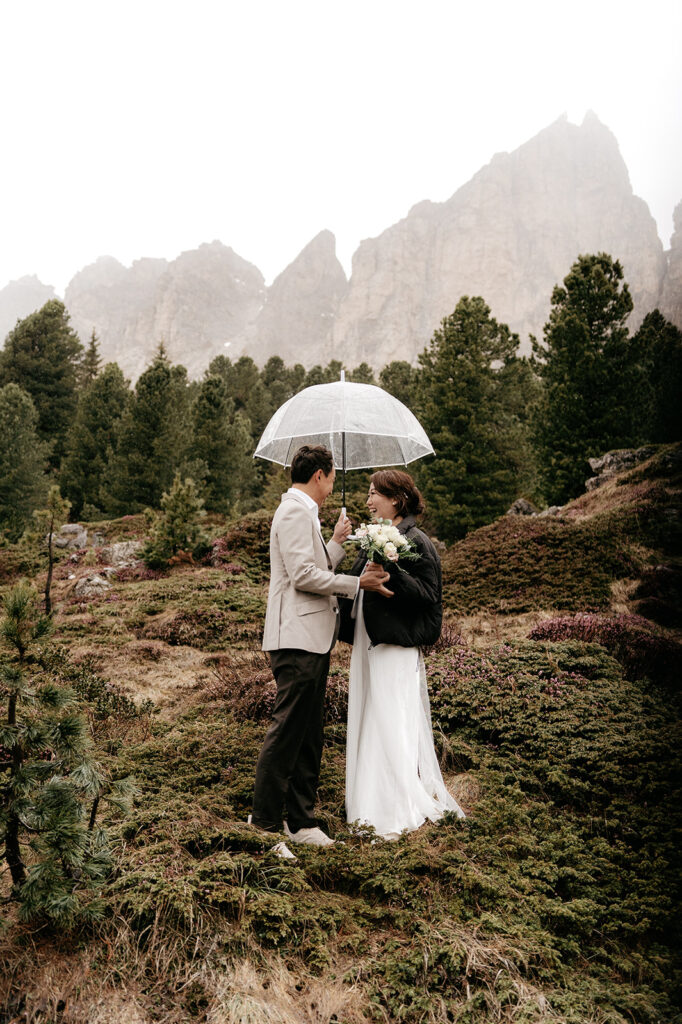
65, 639, 213, 714
455, 609, 558, 648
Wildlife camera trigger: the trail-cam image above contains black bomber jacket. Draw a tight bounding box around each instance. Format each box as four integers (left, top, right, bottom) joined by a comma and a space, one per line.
338, 514, 443, 648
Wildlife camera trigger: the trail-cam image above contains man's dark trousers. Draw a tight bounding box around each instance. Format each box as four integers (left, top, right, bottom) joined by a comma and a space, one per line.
251, 647, 330, 833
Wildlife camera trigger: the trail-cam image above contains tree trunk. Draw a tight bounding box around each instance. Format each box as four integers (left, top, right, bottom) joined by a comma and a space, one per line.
45, 511, 54, 615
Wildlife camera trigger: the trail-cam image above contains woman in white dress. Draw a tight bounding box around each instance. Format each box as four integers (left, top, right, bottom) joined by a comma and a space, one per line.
341, 470, 466, 839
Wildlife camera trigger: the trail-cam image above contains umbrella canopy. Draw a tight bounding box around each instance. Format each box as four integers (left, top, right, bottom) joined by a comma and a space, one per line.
253, 380, 435, 470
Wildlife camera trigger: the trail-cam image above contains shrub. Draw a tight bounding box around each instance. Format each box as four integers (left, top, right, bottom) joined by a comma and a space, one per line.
527, 613, 681, 688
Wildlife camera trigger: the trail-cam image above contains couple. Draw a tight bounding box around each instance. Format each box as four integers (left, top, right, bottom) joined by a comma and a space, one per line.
250, 444, 465, 858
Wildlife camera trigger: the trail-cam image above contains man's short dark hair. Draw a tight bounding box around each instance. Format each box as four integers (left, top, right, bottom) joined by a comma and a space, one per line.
290, 445, 334, 483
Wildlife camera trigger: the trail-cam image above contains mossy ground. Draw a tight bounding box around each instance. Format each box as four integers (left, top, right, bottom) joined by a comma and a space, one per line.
1, 447, 680, 1022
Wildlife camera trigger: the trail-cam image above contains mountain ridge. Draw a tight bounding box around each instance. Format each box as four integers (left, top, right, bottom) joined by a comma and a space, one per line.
1, 113, 679, 378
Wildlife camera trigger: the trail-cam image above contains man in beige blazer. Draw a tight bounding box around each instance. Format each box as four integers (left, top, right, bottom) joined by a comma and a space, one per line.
251, 445, 391, 856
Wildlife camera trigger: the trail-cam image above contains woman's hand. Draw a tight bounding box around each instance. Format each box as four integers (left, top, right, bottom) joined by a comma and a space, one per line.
331, 510, 352, 545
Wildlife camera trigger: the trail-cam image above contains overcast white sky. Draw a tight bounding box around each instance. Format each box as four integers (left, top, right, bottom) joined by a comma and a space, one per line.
1, 0, 680, 294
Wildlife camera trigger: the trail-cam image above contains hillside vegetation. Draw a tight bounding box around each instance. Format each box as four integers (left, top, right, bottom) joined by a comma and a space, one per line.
0, 446, 680, 1023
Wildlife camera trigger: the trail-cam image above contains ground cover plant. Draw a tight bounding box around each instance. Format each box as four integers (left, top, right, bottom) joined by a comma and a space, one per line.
441, 443, 681, 614
0, 444, 680, 1022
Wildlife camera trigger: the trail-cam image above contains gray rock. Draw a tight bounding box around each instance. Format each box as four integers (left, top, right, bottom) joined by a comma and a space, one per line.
537, 505, 563, 517
52, 524, 88, 549
585, 446, 658, 489
100, 540, 143, 567
73, 574, 111, 597
506, 498, 538, 516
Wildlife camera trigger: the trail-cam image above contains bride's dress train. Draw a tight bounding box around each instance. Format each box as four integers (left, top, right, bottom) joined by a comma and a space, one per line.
345, 597, 466, 839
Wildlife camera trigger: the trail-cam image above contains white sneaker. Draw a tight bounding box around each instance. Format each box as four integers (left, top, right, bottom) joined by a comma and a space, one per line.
247, 816, 297, 860
284, 822, 335, 847
271, 840, 297, 860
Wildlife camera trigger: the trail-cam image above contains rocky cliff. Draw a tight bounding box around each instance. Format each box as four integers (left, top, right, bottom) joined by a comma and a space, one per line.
0, 275, 56, 343
235, 230, 347, 367
64, 243, 265, 381
331, 113, 667, 364
660, 200, 682, 329
2, 114, 680, 379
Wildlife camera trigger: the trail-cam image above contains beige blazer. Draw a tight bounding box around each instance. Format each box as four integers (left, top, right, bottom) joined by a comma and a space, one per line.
262, 491, 359, 654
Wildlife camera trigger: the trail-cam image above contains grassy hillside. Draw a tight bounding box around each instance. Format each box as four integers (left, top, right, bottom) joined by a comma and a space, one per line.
0, 446, 680, 1023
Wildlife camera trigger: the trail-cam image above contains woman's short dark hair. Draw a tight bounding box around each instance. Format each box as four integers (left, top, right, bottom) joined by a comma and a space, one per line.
370, 469, 425, 517
291, 445, 334, 483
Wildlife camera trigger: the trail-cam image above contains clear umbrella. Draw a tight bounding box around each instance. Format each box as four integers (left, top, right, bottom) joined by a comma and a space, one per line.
254, 373, 435, 509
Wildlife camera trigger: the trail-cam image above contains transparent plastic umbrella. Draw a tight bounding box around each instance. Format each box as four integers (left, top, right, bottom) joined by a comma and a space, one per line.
253, 376, 435, 509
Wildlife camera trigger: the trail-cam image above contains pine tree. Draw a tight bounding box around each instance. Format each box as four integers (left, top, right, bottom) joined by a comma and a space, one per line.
379, 361, 416, 409
33, 486, 71, 615
0, 384, 49, 540
630, 310, 682, 443
187, 376, 237, 512
349, 362, 376, 384
79, 329, 102, 388
304, 359, 344, 387
61, 363, 130, 518
415, 296, 526, 541
100, 348, 190, 514
260, 356, 306, 409
207, 355, 272, 440
0, 299, 83, 469
0, 582, 133, 925
532, 253, 635, 504
143, 473, 207, 568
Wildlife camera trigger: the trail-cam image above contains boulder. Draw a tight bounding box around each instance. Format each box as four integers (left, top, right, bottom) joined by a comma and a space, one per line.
73, 574, 111, 597
52, 524, 88, 549
585, 446, 658, 490
506, 498, 538, 516
100, 541, 143, 567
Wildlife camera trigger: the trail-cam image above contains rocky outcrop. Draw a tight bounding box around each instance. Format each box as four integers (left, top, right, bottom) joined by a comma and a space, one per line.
660, 200, 682, 328
585, 446, 658, 490
65, 243, 265, 381
0, 275, 57, 343
332, 113, 667, 365
236, 230, 347, 366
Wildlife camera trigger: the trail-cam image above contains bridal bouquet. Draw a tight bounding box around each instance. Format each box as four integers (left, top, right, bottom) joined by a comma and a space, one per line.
348, 519, 420, 568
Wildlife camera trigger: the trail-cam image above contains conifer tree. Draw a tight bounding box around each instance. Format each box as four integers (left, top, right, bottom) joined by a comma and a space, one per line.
33, 486, 71, 614
532, 253, 635, 504
304, 360, 343, 387
0, 384, 49, 540
0, 300, 83, 469
207, 355, 271, 439
379, 361, 416, 408
100, 347, 189, 513
260, 356, 305, 409
0, 583, 132, 924
415, 296, 526, 541
143, 473, 207, 568
630, 310, 682, 443
61, 363, 130, 517
79, 329, 102, 388
349, 362, 376, 384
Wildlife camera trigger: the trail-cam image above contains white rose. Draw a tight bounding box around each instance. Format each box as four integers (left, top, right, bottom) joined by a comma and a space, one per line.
356, 526, 368, 537
384, 542, 397, 557
374, 533, 387, 548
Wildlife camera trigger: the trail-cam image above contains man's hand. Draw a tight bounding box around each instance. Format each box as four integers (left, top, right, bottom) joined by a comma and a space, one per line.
359, 560, 393, 598
331, 510, 352, 545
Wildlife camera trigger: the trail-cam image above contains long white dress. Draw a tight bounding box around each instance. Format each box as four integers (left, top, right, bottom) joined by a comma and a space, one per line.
345, 593, 466, 839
